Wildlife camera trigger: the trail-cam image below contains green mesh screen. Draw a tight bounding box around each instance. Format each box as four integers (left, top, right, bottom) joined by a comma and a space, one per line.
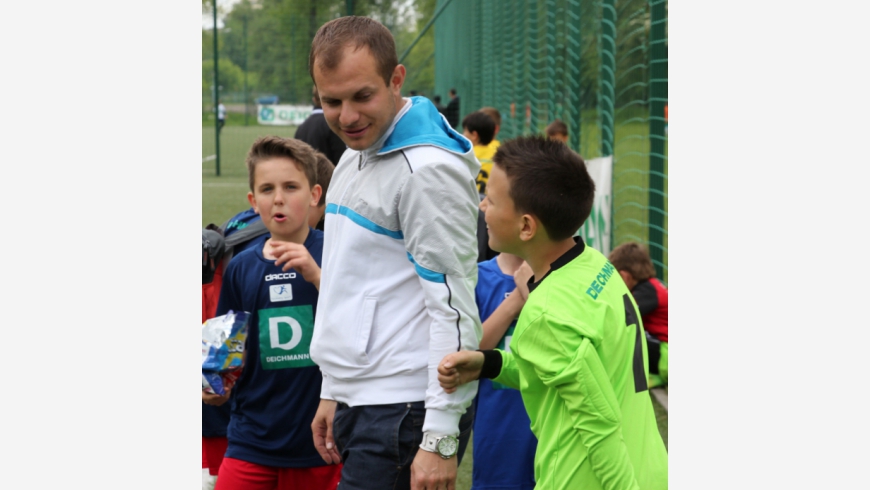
433, 0, 667, 281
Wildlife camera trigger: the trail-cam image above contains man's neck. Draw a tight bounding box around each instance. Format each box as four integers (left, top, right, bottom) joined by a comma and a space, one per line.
522, 238, 577, 282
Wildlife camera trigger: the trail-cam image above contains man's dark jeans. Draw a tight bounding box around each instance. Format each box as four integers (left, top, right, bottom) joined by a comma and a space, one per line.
333, 401, 474, 490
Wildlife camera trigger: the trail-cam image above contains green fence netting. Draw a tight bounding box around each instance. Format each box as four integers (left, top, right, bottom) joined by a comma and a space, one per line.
203, 0, 666, 281
433, 0, 667, 281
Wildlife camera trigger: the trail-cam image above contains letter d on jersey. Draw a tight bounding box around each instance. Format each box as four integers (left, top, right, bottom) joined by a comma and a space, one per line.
259, 306, 316, 369
269, 317, 303, 350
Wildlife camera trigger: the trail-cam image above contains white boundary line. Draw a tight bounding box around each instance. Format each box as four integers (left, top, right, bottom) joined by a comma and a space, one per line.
202, 155, 216, 163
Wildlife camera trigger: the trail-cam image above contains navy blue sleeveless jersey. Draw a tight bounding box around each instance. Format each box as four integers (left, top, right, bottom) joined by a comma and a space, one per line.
215, 229, 327, 468
472, 257, 537, 490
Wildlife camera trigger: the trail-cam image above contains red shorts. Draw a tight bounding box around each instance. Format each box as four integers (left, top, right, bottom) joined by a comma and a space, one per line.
202, 436, 229, 476
215, 457, 342, 490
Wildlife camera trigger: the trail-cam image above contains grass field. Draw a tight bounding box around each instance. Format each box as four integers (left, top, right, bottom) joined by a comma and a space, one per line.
202, 124, 668, 489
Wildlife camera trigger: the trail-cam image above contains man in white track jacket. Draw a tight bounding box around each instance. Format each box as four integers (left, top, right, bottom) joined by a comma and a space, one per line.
303, 15, 482, 490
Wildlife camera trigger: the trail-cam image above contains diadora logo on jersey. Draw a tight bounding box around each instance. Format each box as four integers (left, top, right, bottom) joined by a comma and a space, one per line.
270, 284, 293, 302
265, 272, 296, 281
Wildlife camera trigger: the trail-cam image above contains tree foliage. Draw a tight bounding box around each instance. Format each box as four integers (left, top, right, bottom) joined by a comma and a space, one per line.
203, 0, 434, 105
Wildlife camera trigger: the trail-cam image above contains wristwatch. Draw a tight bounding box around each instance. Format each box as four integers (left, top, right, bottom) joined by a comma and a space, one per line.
420, 432, 459, 459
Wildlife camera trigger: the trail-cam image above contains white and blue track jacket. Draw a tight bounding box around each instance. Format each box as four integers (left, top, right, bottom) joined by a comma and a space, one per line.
311, 97, 482, 436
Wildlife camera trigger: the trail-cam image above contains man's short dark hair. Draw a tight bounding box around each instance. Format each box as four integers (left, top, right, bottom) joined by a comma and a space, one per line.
433, 95, 441, 104
493, 136, 595, 241
461, 111, 495, 145
309, 16, 398, 86
449, 88, 457, 96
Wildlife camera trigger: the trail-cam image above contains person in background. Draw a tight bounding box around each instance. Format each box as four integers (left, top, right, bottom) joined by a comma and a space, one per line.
445, 87, 461, 128
608, 242, 668, 387
218, 102, 226, 132
295, 86, 347, 166
546, 119, 569, 143
462, 111, 497, 196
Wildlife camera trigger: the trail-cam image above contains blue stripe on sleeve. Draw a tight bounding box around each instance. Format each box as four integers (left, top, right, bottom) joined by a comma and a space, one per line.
406, 252, 446, 283
327, 204, 404, 240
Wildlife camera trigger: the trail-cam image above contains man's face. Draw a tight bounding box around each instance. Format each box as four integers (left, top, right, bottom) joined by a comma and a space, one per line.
480, 164, 523, 254
314, 45, 405, 151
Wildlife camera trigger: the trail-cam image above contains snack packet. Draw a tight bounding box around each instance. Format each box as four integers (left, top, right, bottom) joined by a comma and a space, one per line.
202, 310, 249, 395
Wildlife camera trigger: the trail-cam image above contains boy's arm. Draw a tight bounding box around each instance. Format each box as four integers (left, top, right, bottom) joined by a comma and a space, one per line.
522, 314, 641, 490
398, 160, 482, 438
479, 290, 524, 350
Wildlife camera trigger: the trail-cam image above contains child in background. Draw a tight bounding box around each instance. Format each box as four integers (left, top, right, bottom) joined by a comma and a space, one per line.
472, 249, 537, 490
462, 111, 497, 196
479, 107, 502, 149
608, 242, 668, 387
206, 136, 342, 490
546, 119, 569, 143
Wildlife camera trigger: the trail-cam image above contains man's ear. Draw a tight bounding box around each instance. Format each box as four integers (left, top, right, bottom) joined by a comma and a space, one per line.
390, 64, 406, 93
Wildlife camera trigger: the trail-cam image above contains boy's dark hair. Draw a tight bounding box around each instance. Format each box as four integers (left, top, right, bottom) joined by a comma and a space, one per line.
546, 119, 568, 137
246, 136, 318, 193
493, 136, 594, 241
462, 111, 496, 145
313, 150, 335, 207
608, 242, 657, 281
311, 85, 321, 108
433, 95, 441, 104
479, 107, 501, 129
309, 16, 398, 87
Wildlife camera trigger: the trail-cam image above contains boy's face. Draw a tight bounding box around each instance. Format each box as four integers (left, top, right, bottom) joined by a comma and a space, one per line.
480, 164, 523, 254
314, 45, 405, 152
247, 157, 322, 243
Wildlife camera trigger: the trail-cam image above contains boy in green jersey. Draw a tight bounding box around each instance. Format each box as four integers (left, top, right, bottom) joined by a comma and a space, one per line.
439, 136, 668, 490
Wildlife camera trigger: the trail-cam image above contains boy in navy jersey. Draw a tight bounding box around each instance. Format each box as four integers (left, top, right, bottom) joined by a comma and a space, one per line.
204, 136, 342, 490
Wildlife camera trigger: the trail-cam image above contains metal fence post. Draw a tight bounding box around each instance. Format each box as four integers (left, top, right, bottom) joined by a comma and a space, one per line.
599, 0, 615, 158
212, 0, 221, 176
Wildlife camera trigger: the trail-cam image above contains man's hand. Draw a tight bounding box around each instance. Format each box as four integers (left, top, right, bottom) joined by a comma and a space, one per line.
438, 351, 484, 393
311, 399, 341, 464
411, 448, 457, 490
202, 387, 231, 406
270, 241, 321, 289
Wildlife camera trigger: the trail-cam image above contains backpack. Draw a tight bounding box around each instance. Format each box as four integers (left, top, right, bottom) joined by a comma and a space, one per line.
202, 218, 269, 322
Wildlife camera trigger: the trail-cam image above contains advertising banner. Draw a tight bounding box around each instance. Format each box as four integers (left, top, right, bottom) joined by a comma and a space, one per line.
257, 105, 312, 126
578, 155, 613, 255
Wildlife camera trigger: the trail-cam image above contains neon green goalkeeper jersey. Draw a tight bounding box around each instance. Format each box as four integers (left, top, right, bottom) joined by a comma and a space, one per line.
493, 240, 668, 490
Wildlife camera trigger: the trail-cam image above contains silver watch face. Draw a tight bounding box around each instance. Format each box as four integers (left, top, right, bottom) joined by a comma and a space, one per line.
437, 436, 458, 457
